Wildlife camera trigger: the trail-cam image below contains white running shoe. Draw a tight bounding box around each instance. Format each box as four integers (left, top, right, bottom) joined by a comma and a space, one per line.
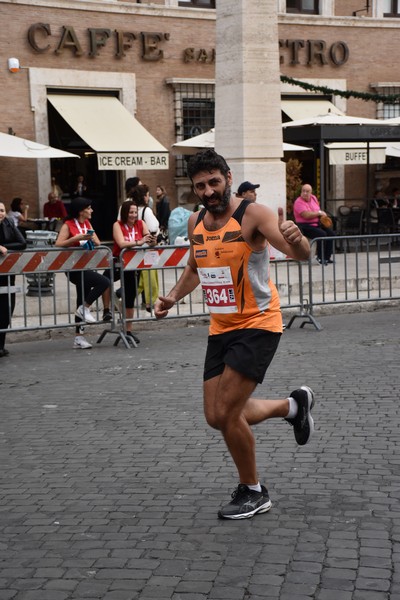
75, 305, 96, 323
73, 335, 93, 349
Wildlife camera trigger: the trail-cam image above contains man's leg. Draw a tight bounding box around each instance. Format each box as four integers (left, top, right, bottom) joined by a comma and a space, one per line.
204, 364, 289, 484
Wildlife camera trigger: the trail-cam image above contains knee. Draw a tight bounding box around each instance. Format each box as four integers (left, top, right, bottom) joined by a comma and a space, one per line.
204, 409, 221, 430
204, 404, 232, 431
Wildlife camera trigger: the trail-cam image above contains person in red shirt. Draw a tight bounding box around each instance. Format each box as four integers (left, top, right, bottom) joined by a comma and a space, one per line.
55, 197, 111, 349
43, 192, 67, 220
111, 200, 155, 345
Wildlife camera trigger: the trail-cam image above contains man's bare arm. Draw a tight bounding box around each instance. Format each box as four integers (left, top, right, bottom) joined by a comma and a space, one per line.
249, 204, 310, 261
154, 213, 201, 319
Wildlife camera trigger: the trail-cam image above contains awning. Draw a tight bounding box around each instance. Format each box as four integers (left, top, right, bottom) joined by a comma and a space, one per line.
281, 99, 344, 121
326, 142, 387, 165
47, 95, 169, 171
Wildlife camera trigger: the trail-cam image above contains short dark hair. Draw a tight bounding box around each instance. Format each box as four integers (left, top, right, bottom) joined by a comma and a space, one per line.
125, 177, 141, 195
11, 197, 23, 211
129, 184, 149, 206
120, 200, 136, 224
68, 197, 92, 219
187, 149, 230, 181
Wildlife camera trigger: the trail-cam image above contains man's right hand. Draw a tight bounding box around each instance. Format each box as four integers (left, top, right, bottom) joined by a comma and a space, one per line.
154, 295, 176, 319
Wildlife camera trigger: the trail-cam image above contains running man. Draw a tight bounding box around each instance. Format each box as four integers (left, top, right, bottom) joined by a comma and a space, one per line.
154, 150, 315, 520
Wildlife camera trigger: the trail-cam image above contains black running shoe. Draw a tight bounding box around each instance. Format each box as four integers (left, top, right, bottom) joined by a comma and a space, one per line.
126, 331, 140, 345
285, 386, 315, 446
102, 308, 112, 322
218, 484, 272, 520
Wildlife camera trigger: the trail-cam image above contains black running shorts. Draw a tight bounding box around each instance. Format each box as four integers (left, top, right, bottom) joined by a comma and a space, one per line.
203, 329, 281, 384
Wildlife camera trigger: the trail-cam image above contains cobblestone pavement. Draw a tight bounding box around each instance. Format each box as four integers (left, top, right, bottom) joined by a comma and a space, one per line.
0, 308, 399, 600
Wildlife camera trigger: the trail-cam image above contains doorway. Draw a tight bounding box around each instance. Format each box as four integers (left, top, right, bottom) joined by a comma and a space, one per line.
47, 98, 119, 241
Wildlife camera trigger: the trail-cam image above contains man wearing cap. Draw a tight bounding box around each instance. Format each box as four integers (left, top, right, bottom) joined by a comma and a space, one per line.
237, 181, 260, 202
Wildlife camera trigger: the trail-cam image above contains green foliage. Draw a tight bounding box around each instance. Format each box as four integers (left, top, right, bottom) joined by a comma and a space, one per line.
281, 75, 400, 104
286, 158, 303, 216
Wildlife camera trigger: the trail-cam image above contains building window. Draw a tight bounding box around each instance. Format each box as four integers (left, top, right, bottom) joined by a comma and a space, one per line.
383, 0, 400, 15
373, 85, 400, 119
182, 99, 215, 140
167, 80, 215, 177
178, 0, 216, 8
286, 0, 319, 14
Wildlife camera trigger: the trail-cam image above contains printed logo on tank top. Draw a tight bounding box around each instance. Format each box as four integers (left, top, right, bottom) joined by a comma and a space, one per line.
192, 234, 205, 245
195, 249, 207, 258
222, 230, 244, 243
206, 235, 221, 241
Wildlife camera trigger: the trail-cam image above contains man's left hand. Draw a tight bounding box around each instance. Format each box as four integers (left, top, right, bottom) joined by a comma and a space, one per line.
278, 207, 303, 245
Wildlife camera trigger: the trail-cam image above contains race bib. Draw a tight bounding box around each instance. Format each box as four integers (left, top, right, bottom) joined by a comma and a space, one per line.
197, 266, 237, 314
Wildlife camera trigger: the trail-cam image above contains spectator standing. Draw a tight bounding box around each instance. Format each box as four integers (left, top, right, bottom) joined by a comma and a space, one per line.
155, 185, 171, 230
111, 201, 156, 344
51, 177, 63, 198
71, 174, 88, 199
129, 185, 160, 311
236, 181, 260, 203
0, 201, 27, 356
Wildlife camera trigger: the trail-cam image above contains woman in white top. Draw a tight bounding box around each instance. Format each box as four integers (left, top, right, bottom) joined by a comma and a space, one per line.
7, 197, 29, 232
128, 184, 159, 236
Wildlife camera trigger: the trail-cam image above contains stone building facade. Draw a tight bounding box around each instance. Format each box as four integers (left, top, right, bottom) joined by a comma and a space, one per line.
0, 0, 399, 236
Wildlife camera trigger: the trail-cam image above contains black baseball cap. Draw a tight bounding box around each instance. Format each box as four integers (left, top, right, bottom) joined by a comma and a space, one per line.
237, 181, 260, 196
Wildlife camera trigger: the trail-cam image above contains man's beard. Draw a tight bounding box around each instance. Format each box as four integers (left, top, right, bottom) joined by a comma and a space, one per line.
202, 184, 231, 214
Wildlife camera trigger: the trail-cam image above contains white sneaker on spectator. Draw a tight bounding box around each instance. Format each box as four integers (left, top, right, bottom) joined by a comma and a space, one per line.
75, 305, 96, 323
73, 335, 92, 349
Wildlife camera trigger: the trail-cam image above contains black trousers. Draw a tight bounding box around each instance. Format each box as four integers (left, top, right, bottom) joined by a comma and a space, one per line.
103, 266, 138, 310
297, 223, 334, 261
0, 275, 16, 350
67, 270, 110, 333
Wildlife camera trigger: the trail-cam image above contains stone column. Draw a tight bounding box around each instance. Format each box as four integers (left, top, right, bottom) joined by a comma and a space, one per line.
215, 0, 286, 214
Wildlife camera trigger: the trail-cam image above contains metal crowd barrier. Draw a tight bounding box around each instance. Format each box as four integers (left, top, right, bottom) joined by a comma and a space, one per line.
1, 235, 399, 345
306, 233, 400, 320
0, 245, 115, 338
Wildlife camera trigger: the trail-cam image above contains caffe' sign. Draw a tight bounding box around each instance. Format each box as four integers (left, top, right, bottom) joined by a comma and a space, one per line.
28, 23, 171, 61
27, 23, 349, 67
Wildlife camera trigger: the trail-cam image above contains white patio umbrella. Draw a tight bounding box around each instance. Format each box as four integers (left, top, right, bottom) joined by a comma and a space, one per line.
385, 144, 400, 158
172, 128, 312, 155
282, 112, 386, 128
0, 132, 79, 159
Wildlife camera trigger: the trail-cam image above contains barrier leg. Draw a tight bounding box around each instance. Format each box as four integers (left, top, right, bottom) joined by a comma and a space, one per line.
285, 311, 323, 331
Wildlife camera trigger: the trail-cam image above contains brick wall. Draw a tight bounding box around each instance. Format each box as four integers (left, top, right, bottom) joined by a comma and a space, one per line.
1, 2, 399, 218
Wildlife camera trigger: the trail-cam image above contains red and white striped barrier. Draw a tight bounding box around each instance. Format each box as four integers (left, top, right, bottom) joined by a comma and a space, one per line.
0, 247, 112, 275
121, 246, 190, 270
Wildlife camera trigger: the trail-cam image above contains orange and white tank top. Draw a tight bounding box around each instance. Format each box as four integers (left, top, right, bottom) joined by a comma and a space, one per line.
192, 200, 282, 335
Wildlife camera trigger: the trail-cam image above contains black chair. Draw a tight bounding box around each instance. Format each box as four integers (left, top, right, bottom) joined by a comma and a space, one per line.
336, 205, 350, 236
377, 208, 397, 234
336, 205, 364, 251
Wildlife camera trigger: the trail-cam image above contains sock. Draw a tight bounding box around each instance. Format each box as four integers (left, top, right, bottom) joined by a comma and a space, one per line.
245, 482, 262, 493
286, 397, 298, 419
